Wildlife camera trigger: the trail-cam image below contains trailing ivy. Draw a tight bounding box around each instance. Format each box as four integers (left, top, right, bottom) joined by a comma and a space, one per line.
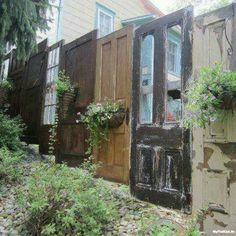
80, 101, 125, 157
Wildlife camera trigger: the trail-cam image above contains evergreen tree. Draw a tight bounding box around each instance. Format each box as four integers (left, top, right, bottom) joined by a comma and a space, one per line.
0, 0, 51, 62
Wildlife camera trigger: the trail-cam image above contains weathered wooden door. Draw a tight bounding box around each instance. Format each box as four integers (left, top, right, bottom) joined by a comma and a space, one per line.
130, 7, 193, 210
57, 30, 97, 166
94, 26, 133, 184
20, 40, 48, 144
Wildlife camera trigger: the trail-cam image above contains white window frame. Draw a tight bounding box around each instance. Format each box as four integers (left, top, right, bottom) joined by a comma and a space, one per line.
167, 40, 178, 74
0, 58, 10, 81
96, 6, 114, 38
43, 43, 61, 125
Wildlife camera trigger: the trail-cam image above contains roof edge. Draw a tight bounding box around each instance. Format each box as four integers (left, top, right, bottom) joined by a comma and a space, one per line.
140, 0, 165, 17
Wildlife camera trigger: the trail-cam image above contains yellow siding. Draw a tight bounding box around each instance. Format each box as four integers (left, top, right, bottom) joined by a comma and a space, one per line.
61, 0, 151, 42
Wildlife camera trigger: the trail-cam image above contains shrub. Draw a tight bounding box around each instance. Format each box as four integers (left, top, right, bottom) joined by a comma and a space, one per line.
0, 111, 25, 151
0, 79, 13, 90
0, 147, 23, 183
17, 162, 117, 235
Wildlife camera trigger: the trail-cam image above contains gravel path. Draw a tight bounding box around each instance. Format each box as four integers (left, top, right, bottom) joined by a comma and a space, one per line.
0, 146, 188, 235
103, 182, 188, 235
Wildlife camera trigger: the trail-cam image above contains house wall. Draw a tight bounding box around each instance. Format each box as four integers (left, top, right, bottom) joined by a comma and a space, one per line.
192, 4, 236, 234
61, 0, 153, 43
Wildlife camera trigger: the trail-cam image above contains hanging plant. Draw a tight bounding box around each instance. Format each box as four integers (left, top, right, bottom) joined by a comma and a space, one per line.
80, 101, 125, 156
55, 71, 77, 118
184, 63, 236, 128
0, 79, 13, 90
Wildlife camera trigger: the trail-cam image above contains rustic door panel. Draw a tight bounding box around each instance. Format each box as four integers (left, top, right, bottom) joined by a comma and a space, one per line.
131, 7, 193, 211
57, 30, 97, 165
20, 40, 48, 143
95, 26, 133, 184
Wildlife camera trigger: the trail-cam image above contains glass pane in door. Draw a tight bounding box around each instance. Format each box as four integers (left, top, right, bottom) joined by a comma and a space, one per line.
165, 25, 182, 122
139, 34, 154, 124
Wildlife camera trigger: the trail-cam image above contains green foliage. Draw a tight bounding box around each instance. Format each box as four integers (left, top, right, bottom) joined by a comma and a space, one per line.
186, 208, 208, 236
0, 110, 25, 151
168, 0, 235, 15
138, 214, 177, 236
80, 101, 125, 156
138, 209, 203, 236
55, 71, 75, 96
0, 79, 13, 90
0, 0, 51, 62
17, 162, 117, 235
184, 64, 236, 128
0, 147, 23, 183
48, 108, 58, 157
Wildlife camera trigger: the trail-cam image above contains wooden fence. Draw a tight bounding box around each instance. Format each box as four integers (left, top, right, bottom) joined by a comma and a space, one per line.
1, 6, 236, 232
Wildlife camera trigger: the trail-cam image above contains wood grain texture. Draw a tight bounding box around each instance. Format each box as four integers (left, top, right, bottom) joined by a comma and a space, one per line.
56, 30, 97, 165
130, 7, 193, 211
94, 25, 134, 184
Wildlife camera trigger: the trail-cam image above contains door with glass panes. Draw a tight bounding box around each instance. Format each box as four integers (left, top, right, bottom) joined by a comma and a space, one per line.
130, 7, 193, 211
39, 41, 63, 154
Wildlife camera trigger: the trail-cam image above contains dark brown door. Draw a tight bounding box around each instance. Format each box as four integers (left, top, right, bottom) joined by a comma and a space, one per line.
20, 40, 48, 144
57, 30, 97, 166
130, 7, 193, 211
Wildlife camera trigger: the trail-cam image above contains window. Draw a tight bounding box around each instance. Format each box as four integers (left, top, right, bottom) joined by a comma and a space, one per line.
139, 34, 154, 124
43, 45, 60, 125
166, 25, 182, 123
37, 0, 62, 45
0, 58, 10, 81
167, 41, 178, 73
96, 4, 114, 37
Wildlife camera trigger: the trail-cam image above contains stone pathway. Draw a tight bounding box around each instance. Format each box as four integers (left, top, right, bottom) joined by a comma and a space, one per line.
0, 145, 42, 235
0, 183, 26, 235
103, 182, 189, 235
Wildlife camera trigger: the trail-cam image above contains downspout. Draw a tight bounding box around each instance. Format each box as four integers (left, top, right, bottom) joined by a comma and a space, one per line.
56, 0, 64, 42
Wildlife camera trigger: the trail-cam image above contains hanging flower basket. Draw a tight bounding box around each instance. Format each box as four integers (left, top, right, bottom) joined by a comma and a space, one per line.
219, 92, 236, 110
184, 64, 236, 128
80, 101, 125, 156
59, 91, 76, 119
101, 110, 126, 128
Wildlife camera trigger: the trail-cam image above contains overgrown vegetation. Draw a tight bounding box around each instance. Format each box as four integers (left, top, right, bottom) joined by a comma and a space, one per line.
184, 63, 236, 128
138, 215, 178, 236
0, 147, 23, 183
137, 209, 203, 236
17, 162, 118, 235
0, 110, 25, 183
80, 101, 125, 156
0, 79, 13, 90
0, 110, 25, 151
